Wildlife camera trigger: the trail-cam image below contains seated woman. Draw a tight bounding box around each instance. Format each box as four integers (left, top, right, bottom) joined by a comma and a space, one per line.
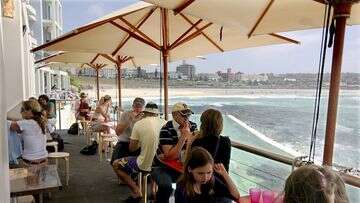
284, 165, 349, 203
188, 109, 231, 171
38, 94, 56, 133
91, 95, 112, 134
9, 100, 48, 166
175, 147, 240, 203
75, 92, 91, 121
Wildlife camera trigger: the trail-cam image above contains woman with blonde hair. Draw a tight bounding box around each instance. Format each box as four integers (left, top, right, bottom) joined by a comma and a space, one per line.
284, 165, 349, 203
9, 100, 48, 166
91, 95, 112, 133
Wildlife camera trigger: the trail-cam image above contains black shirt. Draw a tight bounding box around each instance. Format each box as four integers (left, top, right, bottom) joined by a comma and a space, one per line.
175, 176, 233, 203
191, 135, 231, 171
158, 120, 197, 149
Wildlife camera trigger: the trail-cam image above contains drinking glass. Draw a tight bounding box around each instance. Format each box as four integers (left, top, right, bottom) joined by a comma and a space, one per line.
262, 190, 275, 203
249, 188, 261, 203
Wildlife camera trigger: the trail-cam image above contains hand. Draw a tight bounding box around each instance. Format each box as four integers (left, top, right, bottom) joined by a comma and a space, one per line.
214, 163, 227, 177
179, 122, 191, 141
173, 112, 188, 127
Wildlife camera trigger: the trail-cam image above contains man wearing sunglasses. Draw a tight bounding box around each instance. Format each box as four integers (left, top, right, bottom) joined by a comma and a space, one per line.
153, 102, 197, 203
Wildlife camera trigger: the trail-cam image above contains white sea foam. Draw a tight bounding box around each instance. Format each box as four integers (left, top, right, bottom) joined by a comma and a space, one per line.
227, 115, 301, 157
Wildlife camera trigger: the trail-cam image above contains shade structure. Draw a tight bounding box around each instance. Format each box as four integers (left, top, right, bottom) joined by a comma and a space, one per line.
146, 0, 360, 168
35, 52, 133, 103
32, 1, 298, 119
144, 0, 360, 36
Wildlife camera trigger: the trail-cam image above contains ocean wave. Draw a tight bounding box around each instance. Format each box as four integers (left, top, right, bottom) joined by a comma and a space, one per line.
227, 115, 301, 157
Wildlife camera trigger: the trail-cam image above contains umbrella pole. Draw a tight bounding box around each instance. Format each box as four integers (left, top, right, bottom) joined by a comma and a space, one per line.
96, 66, 100, 101
161, 8, 169, 120
323, 2, 352, 166
116, 59, 122, 109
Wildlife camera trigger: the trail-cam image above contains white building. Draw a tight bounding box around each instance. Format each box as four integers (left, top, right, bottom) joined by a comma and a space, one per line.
0, 2, 67, 200
240, 73, 269, 82
29, 0, 69, 95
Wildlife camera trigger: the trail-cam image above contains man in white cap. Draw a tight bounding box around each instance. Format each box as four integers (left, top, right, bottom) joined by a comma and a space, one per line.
112, 102, 166, 200
152, 102, 197, 203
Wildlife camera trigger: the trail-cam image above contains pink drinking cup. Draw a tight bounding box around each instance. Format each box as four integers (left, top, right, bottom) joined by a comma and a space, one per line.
262, 190, 275, 203
249, 188, 261, 203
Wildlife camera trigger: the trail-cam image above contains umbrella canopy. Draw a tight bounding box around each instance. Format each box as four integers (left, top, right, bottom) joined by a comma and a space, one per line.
32, 1, 299, 119
32, 2, 297, 62
144, 0, 360, 36
35, 52, 133, 102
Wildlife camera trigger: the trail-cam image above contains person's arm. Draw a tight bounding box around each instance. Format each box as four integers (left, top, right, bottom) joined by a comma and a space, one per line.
214, 163, 240, 200
162, 125, 191, 160
99, 106, 110, 122
115, 113, 130, 136
10, 121, 22, 133
129, 139, 140, 152
48, 102, 55, 117
223, 137, 231, 172
129, 124, 140, 152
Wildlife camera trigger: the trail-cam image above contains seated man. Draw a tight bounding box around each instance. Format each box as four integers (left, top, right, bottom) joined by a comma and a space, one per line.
75, 92, 91, 122
152, 102, 197, 203
112, 102, 166, 199
111, 97, 145, 164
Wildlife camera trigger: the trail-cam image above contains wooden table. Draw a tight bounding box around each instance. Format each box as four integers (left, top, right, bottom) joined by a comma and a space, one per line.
10, 165, 62, 203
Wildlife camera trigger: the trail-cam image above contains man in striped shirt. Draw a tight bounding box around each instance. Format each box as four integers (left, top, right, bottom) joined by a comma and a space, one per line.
152, 102, 197, 203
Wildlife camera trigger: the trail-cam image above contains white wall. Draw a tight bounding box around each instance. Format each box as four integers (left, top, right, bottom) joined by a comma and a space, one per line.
0, 2, 10, 202
3, 0, 27, 110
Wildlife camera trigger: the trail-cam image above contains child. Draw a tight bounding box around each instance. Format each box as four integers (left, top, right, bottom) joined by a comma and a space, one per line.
175, 147, 240, 203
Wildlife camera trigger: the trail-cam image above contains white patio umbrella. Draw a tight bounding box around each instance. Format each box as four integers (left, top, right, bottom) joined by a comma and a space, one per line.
144, 0, 360, 169
35, 52, 133, 103
32, 1, 299, 119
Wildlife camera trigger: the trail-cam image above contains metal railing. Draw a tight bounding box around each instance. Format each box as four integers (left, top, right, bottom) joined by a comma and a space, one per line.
230, 140, 360, 188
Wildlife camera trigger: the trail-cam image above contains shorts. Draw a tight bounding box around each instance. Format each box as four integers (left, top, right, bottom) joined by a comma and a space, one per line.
114, 156, 139, 177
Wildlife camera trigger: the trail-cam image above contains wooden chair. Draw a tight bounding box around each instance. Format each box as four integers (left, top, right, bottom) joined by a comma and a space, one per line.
48, 152, 70, 186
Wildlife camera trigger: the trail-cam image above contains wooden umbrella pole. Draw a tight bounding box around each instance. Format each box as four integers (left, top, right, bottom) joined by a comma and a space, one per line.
161, 8, 169, 120
96, 67, 100, 101
323, 2, 352, 166
116, 57, 122, 109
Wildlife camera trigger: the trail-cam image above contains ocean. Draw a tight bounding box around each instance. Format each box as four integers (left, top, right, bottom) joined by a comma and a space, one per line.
117, 89, 359, 201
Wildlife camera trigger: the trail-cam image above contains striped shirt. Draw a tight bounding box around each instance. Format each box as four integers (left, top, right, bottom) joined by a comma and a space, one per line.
158, 120, 197, 150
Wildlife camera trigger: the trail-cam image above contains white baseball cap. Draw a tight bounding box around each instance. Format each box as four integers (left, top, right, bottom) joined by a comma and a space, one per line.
172, 102, 193, 115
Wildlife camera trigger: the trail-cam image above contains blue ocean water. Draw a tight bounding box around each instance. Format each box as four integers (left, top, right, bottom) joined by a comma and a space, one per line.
119, 90, 359, 201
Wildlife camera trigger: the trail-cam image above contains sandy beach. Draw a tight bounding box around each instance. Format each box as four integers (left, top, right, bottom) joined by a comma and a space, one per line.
83, 88, 360, 101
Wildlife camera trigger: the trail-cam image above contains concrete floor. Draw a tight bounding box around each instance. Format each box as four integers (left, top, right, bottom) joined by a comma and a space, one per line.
48, 130, 131, 203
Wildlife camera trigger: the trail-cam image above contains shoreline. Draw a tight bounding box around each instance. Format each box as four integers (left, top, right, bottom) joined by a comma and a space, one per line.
84, 88, 360, 100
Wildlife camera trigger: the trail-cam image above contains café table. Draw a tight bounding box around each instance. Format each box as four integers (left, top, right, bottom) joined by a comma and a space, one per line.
10, 164, 62, 203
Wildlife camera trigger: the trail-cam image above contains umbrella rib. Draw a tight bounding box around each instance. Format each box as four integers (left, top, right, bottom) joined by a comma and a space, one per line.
100, 54, 118, 64
171, 22, 213, 50
174, 0, 196, 15
269, 33, 300, 44
35, 52, 65, 64
248, 0, 275, 37
90, 54, 100, 64
112, 8, 157, 56
31, 6, 151, 53
179, 13, 224, 52
169, 19, 203, 50
110, 21, 161, 50
119, 17, 160, 49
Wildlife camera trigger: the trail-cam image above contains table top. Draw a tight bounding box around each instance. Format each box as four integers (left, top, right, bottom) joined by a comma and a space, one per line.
10, 165, 62, 197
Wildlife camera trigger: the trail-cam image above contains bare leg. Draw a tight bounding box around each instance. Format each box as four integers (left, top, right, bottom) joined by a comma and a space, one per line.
112, 160, 142, 197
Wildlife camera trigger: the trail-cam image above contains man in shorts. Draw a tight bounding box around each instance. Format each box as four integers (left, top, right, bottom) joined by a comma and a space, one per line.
112, 102, 166, 200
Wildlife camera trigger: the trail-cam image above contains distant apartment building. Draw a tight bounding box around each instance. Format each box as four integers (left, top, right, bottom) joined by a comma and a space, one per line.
176, 60, 196, 80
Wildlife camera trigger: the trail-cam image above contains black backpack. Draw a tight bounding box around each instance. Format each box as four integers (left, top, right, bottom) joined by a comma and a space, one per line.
68, 122, 79, 135
80, 141, 98, 155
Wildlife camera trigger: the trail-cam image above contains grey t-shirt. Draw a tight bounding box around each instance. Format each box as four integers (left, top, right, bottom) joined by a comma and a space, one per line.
117, 111, 140, 142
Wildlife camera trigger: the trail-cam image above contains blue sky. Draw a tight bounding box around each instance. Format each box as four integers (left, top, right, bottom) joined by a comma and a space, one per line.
62, 0, 359, 74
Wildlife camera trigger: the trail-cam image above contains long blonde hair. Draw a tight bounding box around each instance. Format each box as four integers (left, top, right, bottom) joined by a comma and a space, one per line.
22, 100, 47, 134
284, 165, 349, 203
